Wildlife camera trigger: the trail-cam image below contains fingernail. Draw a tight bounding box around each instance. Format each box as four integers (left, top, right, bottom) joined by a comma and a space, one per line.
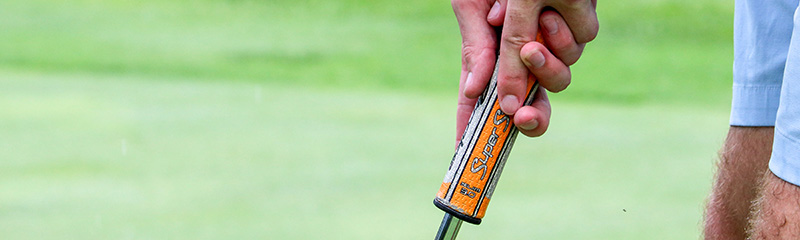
488, 1, 501, 20
525, 50, 545, 68
518, 119, 538, 130
543, 16, 558, 35
465, 72, 474, 87
500, 95, 519, 114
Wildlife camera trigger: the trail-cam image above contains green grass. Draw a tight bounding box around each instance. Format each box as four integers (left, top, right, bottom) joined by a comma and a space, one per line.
0, 71, 727, 239
0, 0, 734, 239
1, 0, 733, 105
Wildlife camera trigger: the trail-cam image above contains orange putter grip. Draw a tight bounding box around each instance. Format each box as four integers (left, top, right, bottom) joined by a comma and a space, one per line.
434, 36, 542, 225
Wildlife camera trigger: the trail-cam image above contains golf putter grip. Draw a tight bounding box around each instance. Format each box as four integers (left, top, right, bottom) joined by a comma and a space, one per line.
434, 59, 539, 225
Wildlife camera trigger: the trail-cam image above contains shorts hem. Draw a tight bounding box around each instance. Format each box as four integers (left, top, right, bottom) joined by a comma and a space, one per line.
730, 84, 781, 126
769, 128, 800, 186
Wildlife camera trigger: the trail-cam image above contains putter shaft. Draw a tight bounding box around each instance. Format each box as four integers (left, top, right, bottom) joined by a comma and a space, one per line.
435, 213, 463, 240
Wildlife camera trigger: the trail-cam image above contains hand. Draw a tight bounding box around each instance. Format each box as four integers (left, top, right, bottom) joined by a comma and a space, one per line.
453, 0, 597, 144
452, 0, 502, 145
486, 0, 598, 117
509, 9, 591, 137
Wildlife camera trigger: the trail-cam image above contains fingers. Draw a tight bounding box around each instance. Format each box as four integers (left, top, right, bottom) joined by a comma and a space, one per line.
496, 0, 543, 115
455, 84, 479, 147
514, 87, 551, 137
520, 41, 571, 92
489, 6, 585, 66
452, 0, 498, 144
476, 0, 597, 139
461, 51, 497, 99
539, 10, 584, 66
452, 0, 501, 99
486, 0, 507, 26
549, 0, 599, 44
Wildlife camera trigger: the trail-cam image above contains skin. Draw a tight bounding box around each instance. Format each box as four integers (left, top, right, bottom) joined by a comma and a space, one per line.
492, 0, 597, 116
749, 171, 800, 239
704, 127, 800, 239
704, 127, 774, 239
451, 2, 800, 238
452, 0, 599, 143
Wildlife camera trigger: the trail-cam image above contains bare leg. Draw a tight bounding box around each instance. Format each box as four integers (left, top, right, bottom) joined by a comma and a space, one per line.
704, 127, 774, 239
748, 171, 800, 239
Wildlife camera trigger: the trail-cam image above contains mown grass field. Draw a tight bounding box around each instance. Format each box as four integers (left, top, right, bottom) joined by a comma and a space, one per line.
1, 0, 733, 239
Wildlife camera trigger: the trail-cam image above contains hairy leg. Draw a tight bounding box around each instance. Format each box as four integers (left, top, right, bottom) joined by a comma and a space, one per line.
704, 127, 774, 239
748, 171, 800, 239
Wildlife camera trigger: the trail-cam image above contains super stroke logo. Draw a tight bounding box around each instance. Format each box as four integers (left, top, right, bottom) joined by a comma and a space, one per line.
469, 109, 510, 180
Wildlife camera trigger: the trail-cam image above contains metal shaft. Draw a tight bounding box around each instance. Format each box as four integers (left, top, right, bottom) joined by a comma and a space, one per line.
435, 213, 463, 240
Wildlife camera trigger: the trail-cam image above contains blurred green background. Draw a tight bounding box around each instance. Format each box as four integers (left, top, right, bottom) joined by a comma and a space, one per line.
0, 0, 732, 239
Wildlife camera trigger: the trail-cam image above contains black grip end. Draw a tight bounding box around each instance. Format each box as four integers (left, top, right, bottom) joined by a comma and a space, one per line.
433, 199, 482, 225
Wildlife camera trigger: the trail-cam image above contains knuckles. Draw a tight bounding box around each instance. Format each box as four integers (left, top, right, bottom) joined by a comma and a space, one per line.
546, 0, 599, 44
460, 45, 496, 65
575, 22, 599, 44
547, 73, 571, 93
547, 37, 581, 65
502, 33, 536, 50
537, 66, 571, 93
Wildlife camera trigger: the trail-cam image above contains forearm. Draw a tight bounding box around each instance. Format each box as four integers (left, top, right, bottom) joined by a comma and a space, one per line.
704, 126, 774, 239
749, 170, 800, 239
